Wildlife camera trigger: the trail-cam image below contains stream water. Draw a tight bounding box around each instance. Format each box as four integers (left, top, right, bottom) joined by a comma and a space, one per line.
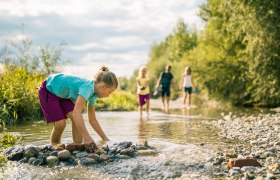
1, 106, 270, 179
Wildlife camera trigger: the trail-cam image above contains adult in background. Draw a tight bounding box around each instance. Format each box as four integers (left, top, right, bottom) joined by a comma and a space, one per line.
180, 66, 196, 109
155, 65, 173, 113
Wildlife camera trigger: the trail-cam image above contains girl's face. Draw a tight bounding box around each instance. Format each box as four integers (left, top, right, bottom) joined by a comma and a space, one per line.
141, 68, 147, 76
96, 82, 116, 98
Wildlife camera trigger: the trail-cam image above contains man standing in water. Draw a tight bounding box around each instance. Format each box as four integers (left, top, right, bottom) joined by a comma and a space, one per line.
155, 65, 173, 113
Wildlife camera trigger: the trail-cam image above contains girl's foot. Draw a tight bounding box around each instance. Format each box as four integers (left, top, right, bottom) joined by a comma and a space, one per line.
182, 105, 186, 109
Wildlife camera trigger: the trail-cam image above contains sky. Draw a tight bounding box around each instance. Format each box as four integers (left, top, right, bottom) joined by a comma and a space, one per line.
0, 0, 206, 78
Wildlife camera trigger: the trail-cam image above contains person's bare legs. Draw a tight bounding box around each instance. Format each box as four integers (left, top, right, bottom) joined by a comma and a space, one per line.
67, 111, 83, 144
139, 105, 143, 116
161, 96, 165, 111
146, 99, 150, 116
188, 93, 192, 109
166, 96, 170, 113
50, 119, 66, 145
182, 92, 187, 108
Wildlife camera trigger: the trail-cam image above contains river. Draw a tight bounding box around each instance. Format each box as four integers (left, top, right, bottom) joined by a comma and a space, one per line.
1, 106, 270, 179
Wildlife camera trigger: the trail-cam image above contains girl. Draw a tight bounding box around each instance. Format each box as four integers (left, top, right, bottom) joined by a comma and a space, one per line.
180, 66, 196, 109
38, 66, 118, 152
136, 65, 150, 116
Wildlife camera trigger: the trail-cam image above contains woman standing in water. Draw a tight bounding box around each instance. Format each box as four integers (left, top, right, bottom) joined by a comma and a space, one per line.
180, 66, 196, 109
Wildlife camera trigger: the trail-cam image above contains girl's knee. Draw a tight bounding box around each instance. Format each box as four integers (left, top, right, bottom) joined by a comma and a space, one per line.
54, 120, 66, 129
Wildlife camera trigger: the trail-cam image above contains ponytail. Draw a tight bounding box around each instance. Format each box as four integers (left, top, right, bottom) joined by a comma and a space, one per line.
94, 66, 118, 88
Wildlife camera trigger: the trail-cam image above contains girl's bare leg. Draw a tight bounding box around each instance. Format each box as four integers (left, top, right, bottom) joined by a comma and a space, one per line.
146, 100, 150, 116
51, 119, 66, 145
67, 111, 83, 144
139, 105, 143, 116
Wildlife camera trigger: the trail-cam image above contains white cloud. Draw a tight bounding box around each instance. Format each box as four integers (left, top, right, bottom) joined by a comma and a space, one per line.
0, 0, 206, 78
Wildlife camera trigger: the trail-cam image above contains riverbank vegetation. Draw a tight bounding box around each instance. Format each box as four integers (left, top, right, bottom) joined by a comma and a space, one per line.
122, 0, 280, 107
0, 38, 137, 127
1, 0, 279, 127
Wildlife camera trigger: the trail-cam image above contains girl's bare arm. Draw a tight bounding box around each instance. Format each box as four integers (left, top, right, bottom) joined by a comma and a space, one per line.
73, 95, 93, 144
87, 104, 109, 141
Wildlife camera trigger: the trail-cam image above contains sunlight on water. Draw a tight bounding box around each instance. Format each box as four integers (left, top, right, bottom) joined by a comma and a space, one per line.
2, 107, 267, 179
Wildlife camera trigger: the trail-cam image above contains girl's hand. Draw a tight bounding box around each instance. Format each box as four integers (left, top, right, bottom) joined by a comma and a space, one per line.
84, 141, 98, 153
140, 86, 146, 90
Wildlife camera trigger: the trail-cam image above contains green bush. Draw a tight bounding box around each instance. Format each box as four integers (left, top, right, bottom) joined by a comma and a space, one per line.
95, 90, 138, 111
0, 66, 45, 125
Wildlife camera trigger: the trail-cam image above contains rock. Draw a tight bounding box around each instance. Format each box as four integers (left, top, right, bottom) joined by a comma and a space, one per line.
227, 158, 261, 169
4, 146, 24, 161
65, 143, 85, 152
28, 157, 37, 165
115, 154, 131, 159
46, 156, 59, 167
24, 146, 39, 158
77, 157, 97, 166
57, 150, 71, 160
50, 151, 59, 156
136, 149, 158, 156
100, 154, 110, 161
87, 153, 100, 162
75, 151, 88, 158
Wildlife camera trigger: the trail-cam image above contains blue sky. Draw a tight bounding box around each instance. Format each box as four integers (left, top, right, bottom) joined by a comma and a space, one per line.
0, 0, 206, 78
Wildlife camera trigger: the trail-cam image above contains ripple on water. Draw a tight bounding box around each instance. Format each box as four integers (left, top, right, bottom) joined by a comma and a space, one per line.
2, 140, 216, 180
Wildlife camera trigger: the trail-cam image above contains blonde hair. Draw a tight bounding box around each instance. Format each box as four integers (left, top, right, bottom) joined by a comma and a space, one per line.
94, 66, 118, 88
137, 65, 148, 78
184, 66, 192, 75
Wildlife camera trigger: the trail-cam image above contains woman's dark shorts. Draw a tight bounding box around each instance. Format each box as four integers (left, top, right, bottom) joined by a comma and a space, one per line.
184, 87, 192, 94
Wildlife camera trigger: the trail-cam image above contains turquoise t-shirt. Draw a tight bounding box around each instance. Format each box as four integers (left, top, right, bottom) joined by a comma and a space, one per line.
46, 73, 98, 106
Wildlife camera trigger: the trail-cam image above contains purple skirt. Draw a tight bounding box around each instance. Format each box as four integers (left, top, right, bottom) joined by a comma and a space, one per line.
38, 81, 75, 123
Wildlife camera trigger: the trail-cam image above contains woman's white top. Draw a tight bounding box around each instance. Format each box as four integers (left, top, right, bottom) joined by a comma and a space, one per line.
183, 75, 192, 87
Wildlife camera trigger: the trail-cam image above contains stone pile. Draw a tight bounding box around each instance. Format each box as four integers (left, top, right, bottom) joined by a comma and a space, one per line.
3, 141, 158, 167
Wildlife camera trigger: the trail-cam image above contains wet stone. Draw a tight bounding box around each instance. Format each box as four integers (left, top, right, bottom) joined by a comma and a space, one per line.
76, 151, 88, 158
4, 141, 157, 168
77, 157, 97, 166
28, 157, 37, 165
24, 146, 39, 158
46, 156, 59, 167
4, 146, 24, 161
50, 151, 58, 156
58, 150, 71, 160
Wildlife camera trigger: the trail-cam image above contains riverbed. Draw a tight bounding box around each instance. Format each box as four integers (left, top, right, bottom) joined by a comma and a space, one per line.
0, 106, 273, 179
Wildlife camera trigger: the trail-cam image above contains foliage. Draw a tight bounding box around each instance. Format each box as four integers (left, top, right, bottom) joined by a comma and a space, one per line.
130, 0, 280, 107
0, 66, 45, 126
196, 0, 280, 106
95, 90, 138, 111
0, 131, 22, 149
0, 35, 67, 75
0, 131, 21, 164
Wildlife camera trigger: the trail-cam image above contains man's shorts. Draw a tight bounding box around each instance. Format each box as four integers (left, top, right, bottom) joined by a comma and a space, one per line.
161, 86, 171, 97
38, 81, 75, 123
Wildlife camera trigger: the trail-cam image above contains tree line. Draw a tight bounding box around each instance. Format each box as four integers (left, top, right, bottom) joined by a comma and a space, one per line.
122, 0, 280, 107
